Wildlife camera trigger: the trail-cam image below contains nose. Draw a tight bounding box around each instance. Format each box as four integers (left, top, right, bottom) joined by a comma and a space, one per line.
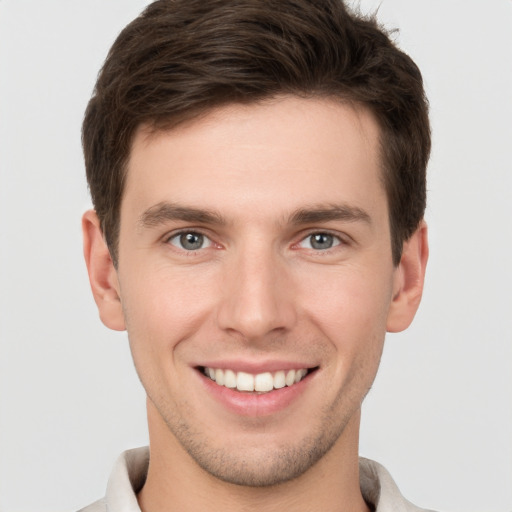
216, 244, 297, 341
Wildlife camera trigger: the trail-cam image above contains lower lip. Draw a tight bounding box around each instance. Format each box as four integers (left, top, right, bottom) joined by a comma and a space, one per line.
197, 370, 314, 417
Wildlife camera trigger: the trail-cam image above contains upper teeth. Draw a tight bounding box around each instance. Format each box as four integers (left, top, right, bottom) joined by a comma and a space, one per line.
204, 367, 308, 393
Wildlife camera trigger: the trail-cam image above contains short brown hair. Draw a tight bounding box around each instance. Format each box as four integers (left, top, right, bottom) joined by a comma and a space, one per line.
82, 0, 430, 266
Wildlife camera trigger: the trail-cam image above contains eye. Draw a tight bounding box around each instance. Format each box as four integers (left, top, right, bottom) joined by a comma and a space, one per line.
168, 231, 212, 251
299, 232, 341, 250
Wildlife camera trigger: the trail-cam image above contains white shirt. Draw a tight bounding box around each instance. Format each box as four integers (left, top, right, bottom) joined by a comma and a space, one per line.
78, 447, 435, 512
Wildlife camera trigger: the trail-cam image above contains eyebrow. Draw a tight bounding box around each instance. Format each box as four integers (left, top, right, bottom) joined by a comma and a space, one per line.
138, 202, 226, 229
138, 201, 371, 231
289, 204, 372, 225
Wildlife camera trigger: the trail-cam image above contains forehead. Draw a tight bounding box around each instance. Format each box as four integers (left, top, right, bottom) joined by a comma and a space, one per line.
123, 96, 385, 223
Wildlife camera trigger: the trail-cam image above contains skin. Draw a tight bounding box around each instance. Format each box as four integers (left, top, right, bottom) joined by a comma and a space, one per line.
83, 96, 428, 512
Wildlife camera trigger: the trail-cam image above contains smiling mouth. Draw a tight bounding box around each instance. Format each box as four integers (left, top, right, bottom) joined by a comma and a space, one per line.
200, 367, 316, 393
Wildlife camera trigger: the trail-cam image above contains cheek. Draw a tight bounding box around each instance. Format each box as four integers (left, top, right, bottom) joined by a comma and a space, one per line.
296, 264, 394, 335
119, 265, 219, 354
294, 264, 392, 386
292, 266, 391, 416
119, 269, 219, 405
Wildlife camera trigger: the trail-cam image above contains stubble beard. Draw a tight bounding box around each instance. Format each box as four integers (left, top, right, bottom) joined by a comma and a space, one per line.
136, 326, 385, 488
152, 390, 361, 488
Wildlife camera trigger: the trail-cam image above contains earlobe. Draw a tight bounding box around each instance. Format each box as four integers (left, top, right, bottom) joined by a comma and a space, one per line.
82, 210, 126, 331
386, 221, 429, 333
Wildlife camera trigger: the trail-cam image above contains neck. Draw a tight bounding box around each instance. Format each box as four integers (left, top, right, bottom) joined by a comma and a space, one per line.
138, 400, 370, 512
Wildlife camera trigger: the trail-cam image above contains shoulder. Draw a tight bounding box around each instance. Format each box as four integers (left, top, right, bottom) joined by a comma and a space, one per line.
76, 447, 149, 512
77, 497, 107, 512
359, 458, 437, 512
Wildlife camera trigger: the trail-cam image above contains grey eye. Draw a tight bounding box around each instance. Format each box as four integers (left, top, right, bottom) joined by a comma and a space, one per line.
169, 232, 211, 251
310, 233, 334, 250
299, 233, 341, 250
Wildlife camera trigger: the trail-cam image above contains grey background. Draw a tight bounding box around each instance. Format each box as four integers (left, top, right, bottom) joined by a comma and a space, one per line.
0, 1, 511, 510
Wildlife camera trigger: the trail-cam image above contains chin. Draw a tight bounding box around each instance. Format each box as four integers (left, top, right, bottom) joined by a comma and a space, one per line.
189, 439, 335, 487
166, 406, 351, 488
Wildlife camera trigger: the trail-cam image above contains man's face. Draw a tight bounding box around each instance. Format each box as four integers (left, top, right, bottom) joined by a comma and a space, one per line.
108, 96, 406, 485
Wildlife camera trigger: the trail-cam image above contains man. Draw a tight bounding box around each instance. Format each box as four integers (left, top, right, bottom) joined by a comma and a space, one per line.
80, 0, 431, 510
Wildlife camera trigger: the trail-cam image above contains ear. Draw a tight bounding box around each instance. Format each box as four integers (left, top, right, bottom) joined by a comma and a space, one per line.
386, 221, 429, 333
82, 210, 126, 331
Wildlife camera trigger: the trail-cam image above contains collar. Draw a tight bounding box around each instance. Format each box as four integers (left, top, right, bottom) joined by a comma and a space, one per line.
92, 447, 432, 512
